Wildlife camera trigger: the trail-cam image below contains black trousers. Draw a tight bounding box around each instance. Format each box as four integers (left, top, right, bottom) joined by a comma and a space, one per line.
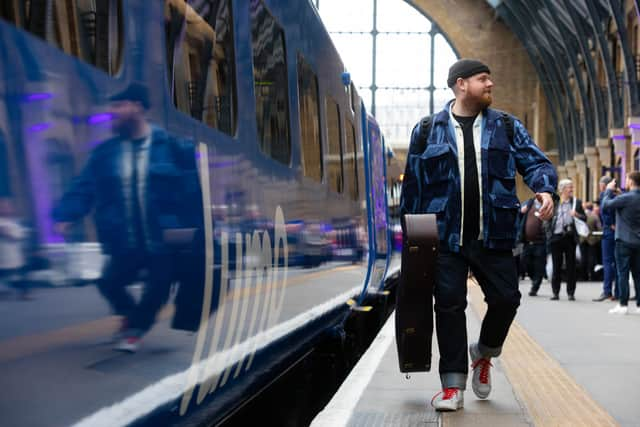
98, 250, 174, 334
550, 234, 577, 296
524, 242, 546, 291
434, 240, 521, 376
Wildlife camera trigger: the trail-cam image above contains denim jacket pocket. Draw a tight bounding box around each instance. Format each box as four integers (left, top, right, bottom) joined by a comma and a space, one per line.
420, 143, 455, 185
487, 145, 516, 195
486, 145, 516, 180
489, 194, 520, 239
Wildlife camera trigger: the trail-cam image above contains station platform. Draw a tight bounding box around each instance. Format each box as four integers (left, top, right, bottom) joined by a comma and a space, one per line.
312, 279, 639, 427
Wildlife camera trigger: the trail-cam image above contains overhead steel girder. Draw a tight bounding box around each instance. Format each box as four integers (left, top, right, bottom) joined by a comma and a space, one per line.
498, 4, 571, 161
561, 0, 609, 138
547, 0, 607, 141
583, 0, 624, 127
518, 0, 583, 159
605, 0, 640, 115
503, 5, 571, 161
497, 9, 568, 159
506, 1, 581, 161
540, 0, 596, 151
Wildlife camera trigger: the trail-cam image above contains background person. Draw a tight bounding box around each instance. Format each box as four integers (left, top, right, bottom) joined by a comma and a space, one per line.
594, 176, 618, 301
601, 173, 640, 315
0, 197, 27, 299
584, 202, 602, 281
545, 179, 585, 301
519, 197, 547, 296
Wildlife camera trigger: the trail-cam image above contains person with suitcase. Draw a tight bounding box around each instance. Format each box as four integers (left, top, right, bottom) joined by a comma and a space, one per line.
400, 59, 557, 411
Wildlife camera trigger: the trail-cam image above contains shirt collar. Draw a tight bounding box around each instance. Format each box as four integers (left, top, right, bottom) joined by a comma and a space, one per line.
448, 101, 483, 129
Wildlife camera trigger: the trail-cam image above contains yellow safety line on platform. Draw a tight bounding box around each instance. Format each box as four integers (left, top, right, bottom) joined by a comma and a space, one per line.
462, 280, 619, 427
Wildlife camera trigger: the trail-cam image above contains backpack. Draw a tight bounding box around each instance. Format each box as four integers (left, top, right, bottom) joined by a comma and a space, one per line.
413, 112, 515, 153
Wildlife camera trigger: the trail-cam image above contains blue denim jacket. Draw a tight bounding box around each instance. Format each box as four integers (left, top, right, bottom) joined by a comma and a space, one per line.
598, 191, 616, 238
400, 102, 557, 252
52, 126, 202, 255
601, 189, 640, 247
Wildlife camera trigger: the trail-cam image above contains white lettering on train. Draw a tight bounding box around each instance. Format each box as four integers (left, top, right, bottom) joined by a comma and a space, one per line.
179, 145, 288, 415
180, 143, 214, 416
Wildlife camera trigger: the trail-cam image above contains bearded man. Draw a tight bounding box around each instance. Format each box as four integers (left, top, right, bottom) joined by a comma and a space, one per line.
400, 59, 557, 411
52, 83, 202, 352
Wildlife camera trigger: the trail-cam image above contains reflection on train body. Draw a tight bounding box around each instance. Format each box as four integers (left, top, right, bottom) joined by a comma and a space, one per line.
0, 1, 401, 426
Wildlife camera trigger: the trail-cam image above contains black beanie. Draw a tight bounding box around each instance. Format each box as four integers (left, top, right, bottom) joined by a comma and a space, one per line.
447, 59, 491, 88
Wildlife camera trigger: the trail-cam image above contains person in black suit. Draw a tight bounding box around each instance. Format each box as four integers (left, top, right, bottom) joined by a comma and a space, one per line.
52, 83, 202, 351
519, 197, 547, 296
545, 178, 586, 300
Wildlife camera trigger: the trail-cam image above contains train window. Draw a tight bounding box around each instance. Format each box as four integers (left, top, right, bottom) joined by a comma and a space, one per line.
326, 98, 344, 194
297, 56, 323, 182
349, 82, 357, 113
251, 1, 291, 165
0, 0, 124, 76
165, 0, 237, 135
357, 140, 365, 202
344, 120, 358, 200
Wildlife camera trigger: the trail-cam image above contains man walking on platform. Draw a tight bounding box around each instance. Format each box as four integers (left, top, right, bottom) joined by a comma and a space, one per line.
401, 59, 557, 411
602, 172, 640, 314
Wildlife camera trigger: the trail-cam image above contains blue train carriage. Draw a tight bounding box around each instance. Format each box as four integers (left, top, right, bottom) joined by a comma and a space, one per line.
0, 0, 399, 426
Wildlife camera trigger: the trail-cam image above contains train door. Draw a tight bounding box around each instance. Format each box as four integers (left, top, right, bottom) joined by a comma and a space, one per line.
365, 116, 390, 293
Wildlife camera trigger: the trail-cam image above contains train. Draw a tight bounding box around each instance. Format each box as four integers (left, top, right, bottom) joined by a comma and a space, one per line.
0, 0, 404, 426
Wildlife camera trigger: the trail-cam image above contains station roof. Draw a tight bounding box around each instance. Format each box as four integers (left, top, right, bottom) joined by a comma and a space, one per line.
484, 1, 640, 162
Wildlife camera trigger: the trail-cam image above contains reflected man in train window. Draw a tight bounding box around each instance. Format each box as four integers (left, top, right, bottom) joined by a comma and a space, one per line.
52, 83, 202, 352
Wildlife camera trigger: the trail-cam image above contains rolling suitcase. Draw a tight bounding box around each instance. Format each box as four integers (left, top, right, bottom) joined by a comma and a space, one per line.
395, 214, 438, 373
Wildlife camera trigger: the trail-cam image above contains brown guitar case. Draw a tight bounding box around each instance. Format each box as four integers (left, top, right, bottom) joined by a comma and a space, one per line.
395, 214, 438, 373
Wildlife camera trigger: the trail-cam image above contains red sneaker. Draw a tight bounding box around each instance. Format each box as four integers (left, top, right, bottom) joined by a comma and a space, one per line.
431, 387, 464, 411
470, 343, 492, 399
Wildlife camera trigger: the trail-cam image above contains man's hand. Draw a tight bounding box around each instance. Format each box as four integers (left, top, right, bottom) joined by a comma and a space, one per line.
606, 179, 616, 191
535, 192, 554, 221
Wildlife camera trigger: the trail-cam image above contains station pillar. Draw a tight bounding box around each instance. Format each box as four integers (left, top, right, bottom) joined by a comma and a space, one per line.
585, 147, 600, 201
596, 137, 612, 175
564, 160, 577, 187
627, 117, 640, 173
574, 154, 587, 200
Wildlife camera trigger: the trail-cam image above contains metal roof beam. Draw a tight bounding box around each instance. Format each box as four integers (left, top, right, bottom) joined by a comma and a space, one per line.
604, 0, 640, 115
498, 2, 571, 161
583, 0, 624, 127
541, 0, 596, 150
562, 0, 609, 138
514, 0, 582, 160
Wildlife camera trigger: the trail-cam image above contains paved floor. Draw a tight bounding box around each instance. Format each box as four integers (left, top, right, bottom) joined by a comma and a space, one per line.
515, 279, 640, 427
312, 279, 640, 426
